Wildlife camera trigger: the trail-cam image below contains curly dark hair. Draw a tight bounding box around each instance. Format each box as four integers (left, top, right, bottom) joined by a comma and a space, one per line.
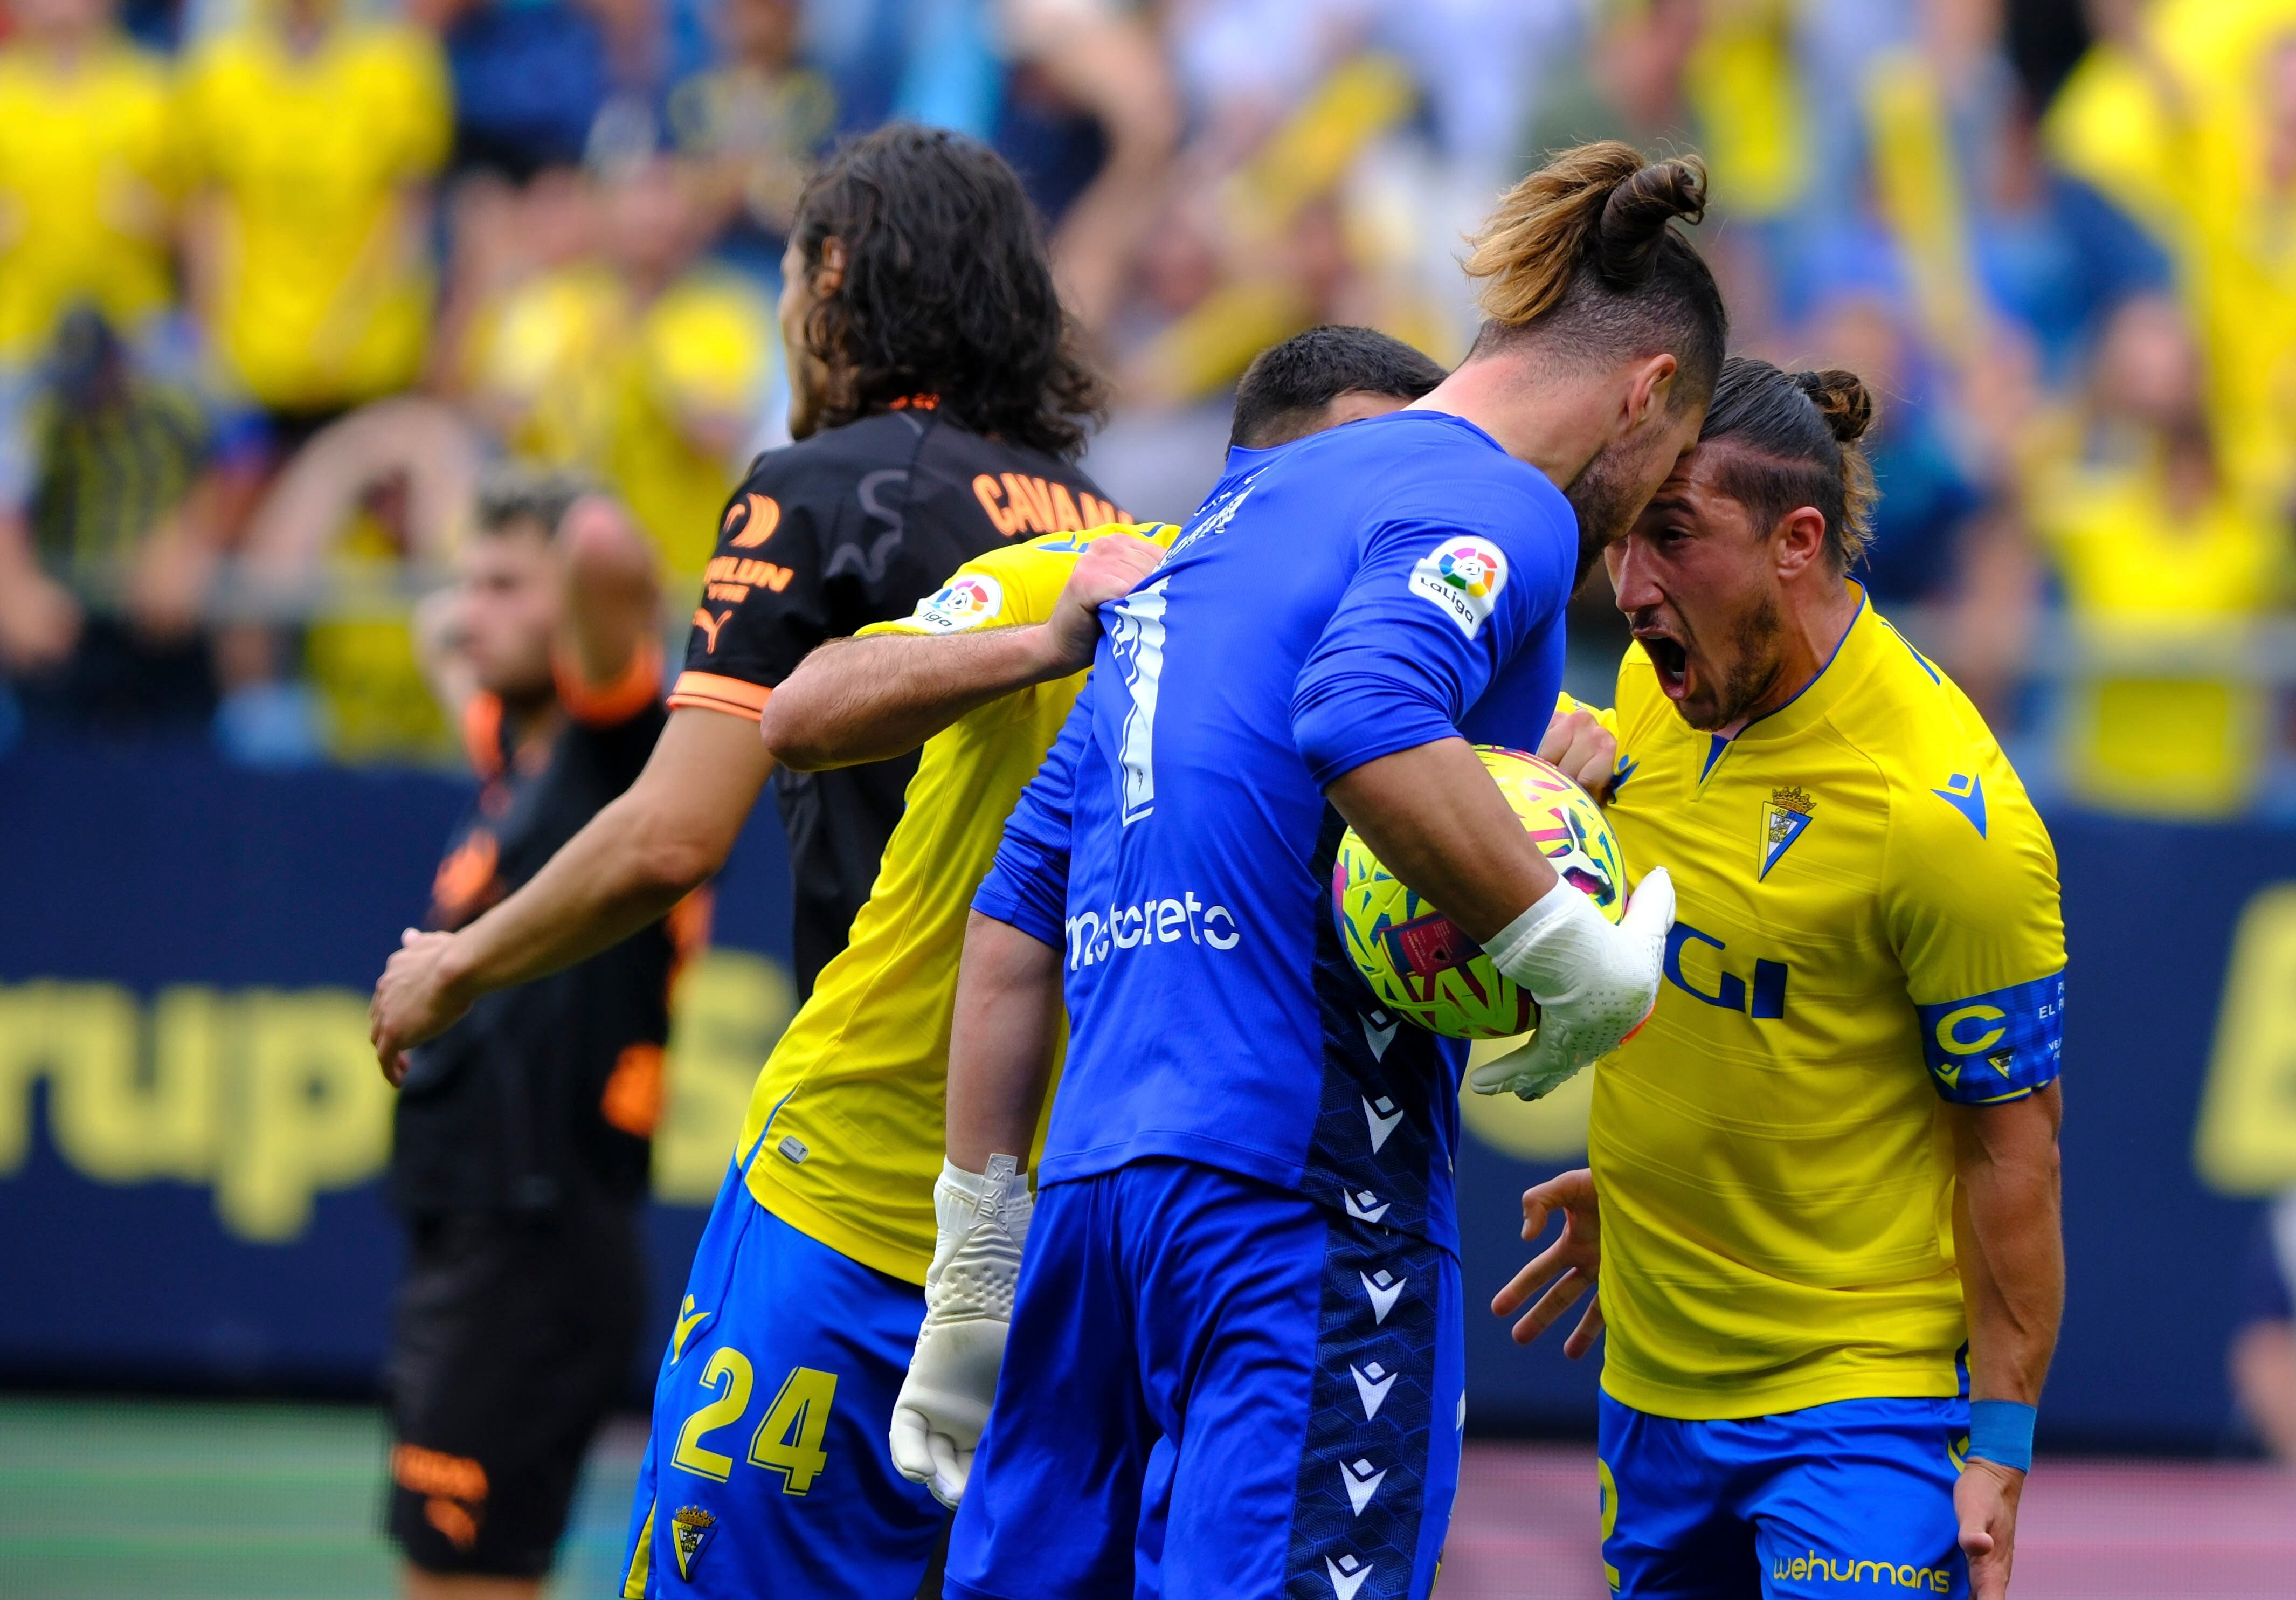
791, 123, 1105, 459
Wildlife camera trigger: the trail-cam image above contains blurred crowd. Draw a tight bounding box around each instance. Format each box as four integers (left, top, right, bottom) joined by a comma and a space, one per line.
5, 0, 2296, 818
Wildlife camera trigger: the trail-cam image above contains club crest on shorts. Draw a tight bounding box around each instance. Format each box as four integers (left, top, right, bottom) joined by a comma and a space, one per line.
1759, 785, 1815, 881
670, 1505, 717, 1579
1408, 537, 1509, 638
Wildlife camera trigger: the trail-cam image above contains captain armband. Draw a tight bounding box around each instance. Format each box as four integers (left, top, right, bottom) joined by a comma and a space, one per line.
1914, 971, 2065, 1106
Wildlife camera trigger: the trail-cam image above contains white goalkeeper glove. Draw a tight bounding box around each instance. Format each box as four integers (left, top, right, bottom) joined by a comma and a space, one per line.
1468, 866, 1675, 1101
889, 1154, 1032, 1509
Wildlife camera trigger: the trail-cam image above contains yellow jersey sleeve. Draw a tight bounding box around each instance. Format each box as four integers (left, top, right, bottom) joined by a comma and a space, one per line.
1882, 734, 2067, 1106
857, 523, 1177, 639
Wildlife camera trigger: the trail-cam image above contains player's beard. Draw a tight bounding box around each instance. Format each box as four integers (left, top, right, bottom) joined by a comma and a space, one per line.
1564, 440, 1648, 564
1688, 591, 1788, 731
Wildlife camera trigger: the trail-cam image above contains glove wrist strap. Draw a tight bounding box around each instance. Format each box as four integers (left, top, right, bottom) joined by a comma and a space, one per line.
1484, 873, 1598, 995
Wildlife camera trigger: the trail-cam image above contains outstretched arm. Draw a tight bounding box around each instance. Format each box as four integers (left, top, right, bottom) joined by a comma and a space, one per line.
1948, 1081, 2065, 1600
760, 531, 1164, 770
370, 707, 770, 1079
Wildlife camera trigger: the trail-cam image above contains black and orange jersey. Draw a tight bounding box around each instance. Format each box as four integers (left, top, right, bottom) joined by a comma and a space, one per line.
668, 403, 1122, 994
392, 649, 703, 1217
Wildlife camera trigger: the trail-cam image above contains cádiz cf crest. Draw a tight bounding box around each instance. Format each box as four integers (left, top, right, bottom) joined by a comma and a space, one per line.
1758, 786, 1816, 881
671, 1505, 718, 1579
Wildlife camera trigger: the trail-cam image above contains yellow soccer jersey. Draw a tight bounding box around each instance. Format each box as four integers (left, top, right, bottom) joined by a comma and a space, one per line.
0, 38, 181, 364
1583, 588, 2065, 1420
179, 20, 449, 409
735, 522, 1178, 1283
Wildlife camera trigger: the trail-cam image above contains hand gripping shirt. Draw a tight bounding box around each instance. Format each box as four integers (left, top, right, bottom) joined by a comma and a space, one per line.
973, 412, 1580, 1253
1578, 589, 2066, 1419
730, 522, 1178, 1284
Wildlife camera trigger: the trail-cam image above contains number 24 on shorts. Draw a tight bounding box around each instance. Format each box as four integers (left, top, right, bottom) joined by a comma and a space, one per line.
670, 1348, 839, 1495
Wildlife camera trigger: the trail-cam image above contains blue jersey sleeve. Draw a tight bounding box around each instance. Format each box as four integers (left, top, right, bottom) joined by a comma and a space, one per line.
972, 683, 1091, 948
1290, 488, 1572, 788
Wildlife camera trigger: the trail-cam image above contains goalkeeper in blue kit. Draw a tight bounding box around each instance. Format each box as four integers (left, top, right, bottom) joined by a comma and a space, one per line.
893, 144, 1728, 1599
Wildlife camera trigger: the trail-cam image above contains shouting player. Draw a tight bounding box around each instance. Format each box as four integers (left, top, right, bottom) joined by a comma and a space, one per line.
608, 326, 1448, 1599
383, 474, 685, 1600
908, 143, 1726, 1600
1497, 359, 2065, 1600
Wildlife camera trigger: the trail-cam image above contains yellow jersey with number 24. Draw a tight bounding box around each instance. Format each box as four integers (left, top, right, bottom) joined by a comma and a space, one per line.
735, 522, 1179, 1284
1581, 587, 2065, 1420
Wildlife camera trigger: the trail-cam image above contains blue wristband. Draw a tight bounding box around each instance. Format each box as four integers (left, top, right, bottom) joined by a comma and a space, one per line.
1965, 1401, 2036, 1473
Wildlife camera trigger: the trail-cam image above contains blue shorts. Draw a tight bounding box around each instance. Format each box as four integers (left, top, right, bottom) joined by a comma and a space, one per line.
1599, 1391, 1972, 1599
619, 1150, 946, 1599
948, 1157, 1464, 1600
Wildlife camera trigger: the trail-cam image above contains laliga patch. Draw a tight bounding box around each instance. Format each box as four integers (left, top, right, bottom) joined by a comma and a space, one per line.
909, 574, 1003, 633
1408, 538, 1509, 638
670, 1505, 717, 1579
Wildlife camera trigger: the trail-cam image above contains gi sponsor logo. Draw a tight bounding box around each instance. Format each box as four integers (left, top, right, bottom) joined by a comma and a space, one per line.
909, 574, 1003, 633
1408, 537, 1509, 638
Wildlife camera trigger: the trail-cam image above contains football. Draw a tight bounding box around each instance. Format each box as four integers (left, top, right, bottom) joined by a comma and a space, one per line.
1331, 746, 1628, 1038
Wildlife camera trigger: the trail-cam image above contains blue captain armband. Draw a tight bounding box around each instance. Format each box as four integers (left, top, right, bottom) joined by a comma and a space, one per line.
1914, 971, 2065, 1105
1965, 1401, 2036, 1473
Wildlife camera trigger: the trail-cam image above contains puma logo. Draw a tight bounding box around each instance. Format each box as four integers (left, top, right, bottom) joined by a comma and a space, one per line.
693, 607, 734, 653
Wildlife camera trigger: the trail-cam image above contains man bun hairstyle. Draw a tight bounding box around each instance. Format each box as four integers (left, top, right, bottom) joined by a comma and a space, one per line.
1229, 325, 1448, 449
1464, 141, 1726, 408
1697, 356, 1880, 573
792, 122, 1106, 459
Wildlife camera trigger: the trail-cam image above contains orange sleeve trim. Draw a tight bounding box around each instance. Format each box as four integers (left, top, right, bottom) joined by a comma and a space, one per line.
667, 670, 771, 721
555, 643, 664, 727
461, 693, 505, 781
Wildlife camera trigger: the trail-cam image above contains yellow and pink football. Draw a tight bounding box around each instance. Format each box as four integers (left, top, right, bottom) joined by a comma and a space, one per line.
1331, 746, 1627, 1039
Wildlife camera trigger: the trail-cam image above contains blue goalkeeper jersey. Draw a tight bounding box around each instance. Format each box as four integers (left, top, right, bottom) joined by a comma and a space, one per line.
973, 410, 1579, 1252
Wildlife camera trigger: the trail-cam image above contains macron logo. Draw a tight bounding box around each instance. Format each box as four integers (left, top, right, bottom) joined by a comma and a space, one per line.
1361, 1011, 1398, 1059
1363, 1096, 1402, 1153
1345, 1190, 1391, 1225
1326, 1555, 1374, 1600
1360, 1268, 1406, 1323
1351, 1361, 1398, 1419
1340, 1457, 1387, 1516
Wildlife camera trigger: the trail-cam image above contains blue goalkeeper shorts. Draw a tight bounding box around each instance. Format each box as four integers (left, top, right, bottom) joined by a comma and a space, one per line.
946, 1156, 1465, 1600
618, 1148, 946, 1599
1598, 1391, 1972, 1598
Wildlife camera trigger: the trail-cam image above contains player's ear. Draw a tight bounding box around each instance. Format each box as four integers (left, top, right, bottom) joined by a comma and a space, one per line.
1772, 505, 1828, 580
814, 237, 848, 297
1623, 353, 1678, 431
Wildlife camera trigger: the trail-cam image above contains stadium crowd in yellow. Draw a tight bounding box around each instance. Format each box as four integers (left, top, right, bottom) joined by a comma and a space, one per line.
1, 0, 2294, 829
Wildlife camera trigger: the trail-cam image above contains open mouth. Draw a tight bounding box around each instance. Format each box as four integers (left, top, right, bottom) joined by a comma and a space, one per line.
1638, 631, 1690, 698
